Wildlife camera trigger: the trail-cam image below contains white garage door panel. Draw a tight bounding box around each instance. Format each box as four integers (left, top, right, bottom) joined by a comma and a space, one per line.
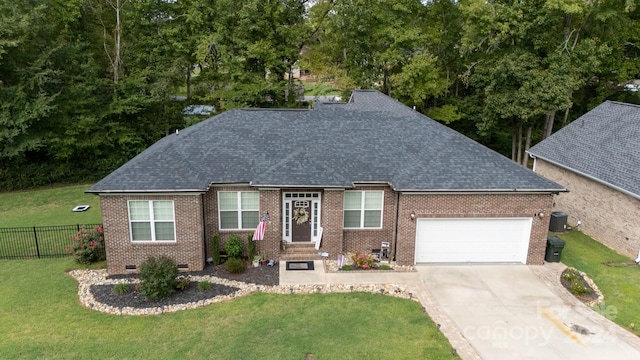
415, 218, 532, 264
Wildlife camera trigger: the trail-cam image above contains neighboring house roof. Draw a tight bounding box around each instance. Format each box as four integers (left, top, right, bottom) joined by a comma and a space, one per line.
88, 90, 564, 193
528, 100, 640, 199
303, 95, 343, 103
182, 104, 215, 116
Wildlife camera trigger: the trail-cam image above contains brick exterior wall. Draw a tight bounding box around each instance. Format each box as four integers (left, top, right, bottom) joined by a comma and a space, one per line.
342, 186, 398, 255
101, 194, 205, 274
102, 186, 554, 273
203, 187, 282, 261
320, 189, 345, 257
201, 186, 394, 261
258, 189, 282, 260
535, 159, 640, 259
202, 186, 275, 260
395, 193, 554, 265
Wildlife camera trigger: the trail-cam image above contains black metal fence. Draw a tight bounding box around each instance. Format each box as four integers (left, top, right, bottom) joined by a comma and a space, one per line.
0, 224, 102, 259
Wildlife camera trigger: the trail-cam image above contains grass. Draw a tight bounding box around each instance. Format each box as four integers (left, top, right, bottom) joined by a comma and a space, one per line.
0, 184, 101, 227
302, 81, 341, 96
0, 259, 457, 359
557, 230, 640, 335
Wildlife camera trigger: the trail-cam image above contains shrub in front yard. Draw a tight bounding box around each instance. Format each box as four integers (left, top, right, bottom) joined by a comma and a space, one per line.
224, 235, 243, 259
175, 276, 191, 291
198, 281, 212, 292
211, 234, 221, 265
351, 251, 375, 269
225, 257, 245, 273
67, 225, 106, 264
247, 233, 256, 261
113, 283, 130, 295
139, 256, 179, 301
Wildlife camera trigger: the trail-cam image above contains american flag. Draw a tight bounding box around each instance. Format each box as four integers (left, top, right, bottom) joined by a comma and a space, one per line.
252, 212, 268, 241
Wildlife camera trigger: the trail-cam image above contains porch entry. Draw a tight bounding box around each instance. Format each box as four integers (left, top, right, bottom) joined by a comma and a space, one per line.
283, 192, 321, 244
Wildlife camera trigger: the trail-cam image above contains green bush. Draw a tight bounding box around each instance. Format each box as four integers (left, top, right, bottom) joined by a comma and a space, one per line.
224, 235, 243, 259
225, 257, 245, 273
113, 283, 130, 295
198, 281, 212, 292
378, 265, 391, 270
175, 276, 191, 291
570, 281, 592, 295
563, 272, 578, 282
212, 234, 221, 265
564, 268, 593, 295
67, 225, 106, 264
139, 256, 179, 301
247, 233, 256, 262
341, 265, 353, 271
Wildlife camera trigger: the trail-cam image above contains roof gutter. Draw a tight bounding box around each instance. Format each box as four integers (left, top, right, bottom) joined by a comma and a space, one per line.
251, 181, 397, 190
248, 183, 350, 189
85, 189, 206, 195
529, 154, 640, 201
398, 188, 566, 195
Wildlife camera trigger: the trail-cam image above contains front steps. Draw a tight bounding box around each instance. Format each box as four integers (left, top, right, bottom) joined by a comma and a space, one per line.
279, 243, 325, 261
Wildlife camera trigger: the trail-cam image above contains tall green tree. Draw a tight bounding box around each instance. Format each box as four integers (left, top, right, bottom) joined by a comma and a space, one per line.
460, 0, 617, 165
305, 0, 431, 96
191, 0, 310, 109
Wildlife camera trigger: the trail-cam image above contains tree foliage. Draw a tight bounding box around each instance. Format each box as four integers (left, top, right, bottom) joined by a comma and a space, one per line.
1, 0, 639, 190
0, 0, 309, 190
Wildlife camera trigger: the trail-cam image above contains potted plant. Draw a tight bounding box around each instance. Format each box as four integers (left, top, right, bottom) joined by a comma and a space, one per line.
252, 255, 261, 267
259, 252, 269, 266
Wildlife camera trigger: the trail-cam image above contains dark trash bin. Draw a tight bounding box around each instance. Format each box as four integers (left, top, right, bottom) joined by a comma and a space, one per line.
549, 211, 568, 232
545, 236, 565, 262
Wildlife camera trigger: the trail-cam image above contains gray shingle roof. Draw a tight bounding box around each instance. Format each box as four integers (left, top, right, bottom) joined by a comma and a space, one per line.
88, 90, 564, 193
528, 101, 640, 199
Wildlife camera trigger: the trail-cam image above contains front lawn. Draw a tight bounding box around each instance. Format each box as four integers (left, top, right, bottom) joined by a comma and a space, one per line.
0, 184, 101, 227
557, 231, 640, 335
0, 259, 456, 359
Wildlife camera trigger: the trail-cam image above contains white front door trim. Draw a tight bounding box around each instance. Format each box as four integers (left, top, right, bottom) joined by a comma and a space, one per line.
282, 192, 321, 243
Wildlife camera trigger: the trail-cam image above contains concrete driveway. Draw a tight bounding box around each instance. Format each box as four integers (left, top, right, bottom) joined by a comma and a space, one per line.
417, 264, 640, 360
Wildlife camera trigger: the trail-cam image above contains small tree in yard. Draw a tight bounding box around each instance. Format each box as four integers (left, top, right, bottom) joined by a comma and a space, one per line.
139, 256, 179, 301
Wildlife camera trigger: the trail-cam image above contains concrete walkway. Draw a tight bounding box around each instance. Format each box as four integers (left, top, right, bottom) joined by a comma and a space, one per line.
279, 261, 640, 360
279, 260, 421, 285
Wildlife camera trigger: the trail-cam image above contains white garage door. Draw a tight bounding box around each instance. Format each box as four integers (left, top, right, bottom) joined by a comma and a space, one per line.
415, 218, 532, 264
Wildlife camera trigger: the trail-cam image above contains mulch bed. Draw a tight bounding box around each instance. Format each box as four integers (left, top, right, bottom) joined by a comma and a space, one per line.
560, 268, 599, 304
91, 282, 239, 309
205, 262, 280, 286
95, 263, 279, 309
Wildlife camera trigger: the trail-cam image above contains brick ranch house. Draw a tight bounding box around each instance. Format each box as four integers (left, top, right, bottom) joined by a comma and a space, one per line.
529, 101, 640, 259
88, 90, 565, 274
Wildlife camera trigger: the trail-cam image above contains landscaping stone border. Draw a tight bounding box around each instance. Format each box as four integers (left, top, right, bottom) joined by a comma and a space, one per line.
69, 269, 418, 316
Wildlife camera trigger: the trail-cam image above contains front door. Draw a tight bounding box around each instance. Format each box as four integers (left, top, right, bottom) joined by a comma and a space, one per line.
283, 192, 321, 244
291, 200, 311, 242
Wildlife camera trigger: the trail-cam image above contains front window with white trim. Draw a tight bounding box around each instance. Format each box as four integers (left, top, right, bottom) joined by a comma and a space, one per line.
128, 200, 176, 242
218, 191, 259, 230
343, 191, 383, 228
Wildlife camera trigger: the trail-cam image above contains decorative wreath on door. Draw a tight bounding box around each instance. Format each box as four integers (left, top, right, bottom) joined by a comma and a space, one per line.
292, 207, 309, 225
